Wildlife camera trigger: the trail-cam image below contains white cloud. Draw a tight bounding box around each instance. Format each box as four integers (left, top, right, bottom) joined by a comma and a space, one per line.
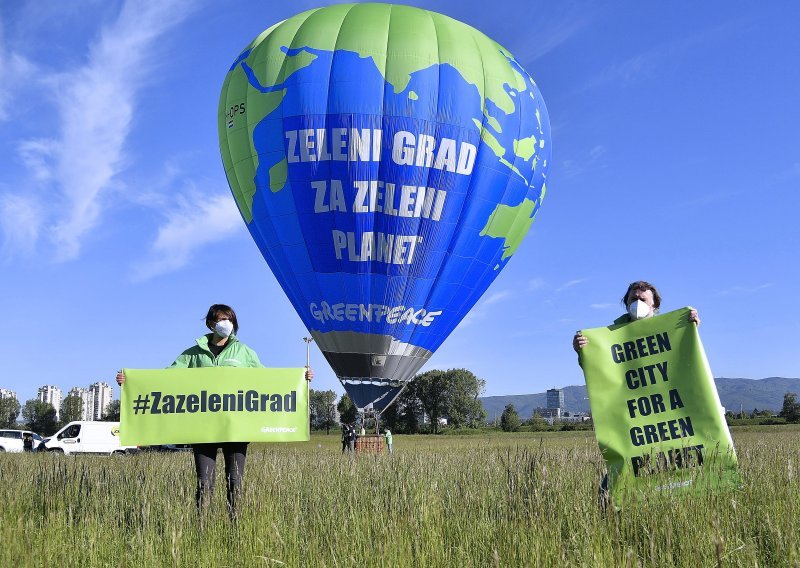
528, 277, 545, 291
590, 303, 614, 310
133, 192, 243, 281
16, 0, 193, 261
586, 20, 742, 90
555, 278, 586, 292
17, 139, 56, 181
559, 145, 608, 179
459, 289, 512, 327
715, 283, 773, 297
120, 159, 185, 210
0, 20, 36, 121
511, 8, 593, 63
588, 145, 606, 161
483, 291, 511, 306
0, 192, 42, 258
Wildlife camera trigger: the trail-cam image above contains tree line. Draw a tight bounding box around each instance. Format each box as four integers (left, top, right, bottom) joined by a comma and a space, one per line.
499, 392, 800, 432
0, 396, 120, 435
496, 404, 594, 432
312, 380, 800, 435
723, 392, 800, 424
779, 392, 800, 422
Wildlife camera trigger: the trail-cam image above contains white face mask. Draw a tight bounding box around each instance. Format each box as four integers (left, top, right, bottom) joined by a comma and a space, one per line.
213, 320, 234, 337
627, 300, 653, 320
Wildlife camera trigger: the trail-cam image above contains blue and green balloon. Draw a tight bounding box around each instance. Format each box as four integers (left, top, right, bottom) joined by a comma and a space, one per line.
219, 3, 551, 410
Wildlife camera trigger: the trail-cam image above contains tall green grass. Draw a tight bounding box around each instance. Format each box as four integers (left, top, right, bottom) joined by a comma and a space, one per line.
1, 428, 798, 567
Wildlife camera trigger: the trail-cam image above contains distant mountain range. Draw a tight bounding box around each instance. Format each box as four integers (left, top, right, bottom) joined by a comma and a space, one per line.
479, 377, 800, 420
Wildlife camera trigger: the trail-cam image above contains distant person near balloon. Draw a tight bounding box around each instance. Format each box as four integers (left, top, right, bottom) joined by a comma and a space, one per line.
218, 3, 551, 417
384, 429, 393, 455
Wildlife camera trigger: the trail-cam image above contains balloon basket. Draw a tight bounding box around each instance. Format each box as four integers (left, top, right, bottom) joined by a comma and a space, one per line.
355, 434, 385, 454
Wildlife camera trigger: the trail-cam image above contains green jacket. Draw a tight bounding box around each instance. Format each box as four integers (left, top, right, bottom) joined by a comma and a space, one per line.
169, 334, 263, 368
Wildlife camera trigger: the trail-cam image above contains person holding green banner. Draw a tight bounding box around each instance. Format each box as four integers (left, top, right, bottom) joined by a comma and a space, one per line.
572, 281, 701, 507
117, 303, 313, 520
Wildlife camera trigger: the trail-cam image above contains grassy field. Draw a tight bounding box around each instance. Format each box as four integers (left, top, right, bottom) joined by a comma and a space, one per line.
1, 427, 798, 567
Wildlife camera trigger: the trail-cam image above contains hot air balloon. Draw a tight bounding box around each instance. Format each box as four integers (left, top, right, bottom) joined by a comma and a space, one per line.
218, 3, 551, 411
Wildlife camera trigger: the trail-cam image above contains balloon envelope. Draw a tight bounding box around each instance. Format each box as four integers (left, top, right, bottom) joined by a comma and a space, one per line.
219, 3, 551, 410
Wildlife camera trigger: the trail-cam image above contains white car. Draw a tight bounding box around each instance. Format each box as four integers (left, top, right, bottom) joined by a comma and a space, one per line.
0, 429, 44, 452
39, 421, 137, 456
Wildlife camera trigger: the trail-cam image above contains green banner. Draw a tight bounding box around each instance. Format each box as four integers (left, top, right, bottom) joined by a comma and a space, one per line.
120, 368, 309, 445
580, 307, 739, 501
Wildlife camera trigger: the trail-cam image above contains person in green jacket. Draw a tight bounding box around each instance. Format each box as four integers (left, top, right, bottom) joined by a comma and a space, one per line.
117, 303, 313, 520
384, 429, 393, 455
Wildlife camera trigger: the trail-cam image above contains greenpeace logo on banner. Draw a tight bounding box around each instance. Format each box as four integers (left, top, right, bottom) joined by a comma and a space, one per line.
310, 301, 442, 326
656, 480, 693, 491
131, 390, 297, 415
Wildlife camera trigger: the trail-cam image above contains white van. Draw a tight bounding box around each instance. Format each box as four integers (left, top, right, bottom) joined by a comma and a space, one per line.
40, 421, 137, 455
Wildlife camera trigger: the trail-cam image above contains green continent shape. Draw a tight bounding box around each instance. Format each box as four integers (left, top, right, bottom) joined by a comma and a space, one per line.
485, 113, 502, 133
219, 45, 316, 221
272, 4, 526, 114
479, 198, 538, 264
269, 159, 287, 193
513, 135, 538, 160
472, 119, 523, 179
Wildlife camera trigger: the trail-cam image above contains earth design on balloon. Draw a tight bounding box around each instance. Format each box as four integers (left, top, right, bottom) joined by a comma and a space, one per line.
219, 4, 551, 410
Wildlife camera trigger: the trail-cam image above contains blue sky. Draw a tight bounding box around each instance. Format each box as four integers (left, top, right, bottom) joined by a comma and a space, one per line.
1, 1, 798, 404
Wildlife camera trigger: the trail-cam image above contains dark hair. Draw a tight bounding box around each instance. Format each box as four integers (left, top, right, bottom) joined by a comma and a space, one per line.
205, 304, 239, 334
621, 281, 661, 309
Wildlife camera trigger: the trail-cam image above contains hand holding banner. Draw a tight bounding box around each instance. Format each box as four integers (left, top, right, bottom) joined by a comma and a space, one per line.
120, 367, 309, 445
580, 308, 739, 501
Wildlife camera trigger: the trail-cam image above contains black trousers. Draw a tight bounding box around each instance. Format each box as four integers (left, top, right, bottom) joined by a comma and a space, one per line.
192, 442, 248, 517
599, 473, 610, 510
